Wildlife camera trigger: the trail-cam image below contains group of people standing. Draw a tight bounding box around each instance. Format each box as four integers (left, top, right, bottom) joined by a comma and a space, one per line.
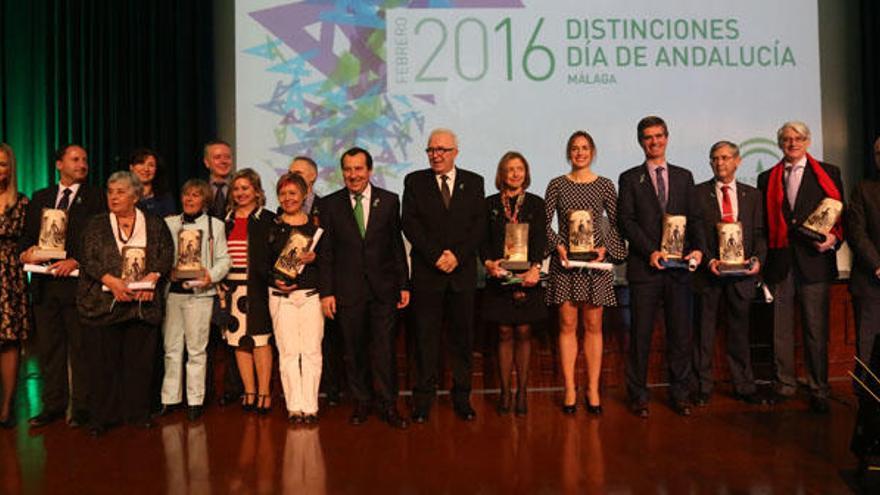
0, 115, 878, 436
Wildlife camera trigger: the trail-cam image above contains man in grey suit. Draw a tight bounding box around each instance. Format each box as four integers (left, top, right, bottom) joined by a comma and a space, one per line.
692, 141, 767, 406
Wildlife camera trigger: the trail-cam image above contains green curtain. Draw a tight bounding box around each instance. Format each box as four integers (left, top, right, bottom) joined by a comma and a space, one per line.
0, 0, 217, 197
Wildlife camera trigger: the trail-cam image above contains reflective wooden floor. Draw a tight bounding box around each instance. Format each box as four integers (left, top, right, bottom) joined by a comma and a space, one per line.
0, 377, 871, 494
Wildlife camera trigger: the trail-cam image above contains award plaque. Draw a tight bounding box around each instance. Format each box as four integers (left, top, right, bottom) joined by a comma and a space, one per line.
660, 214, 688, 269
273, 229, 314, 284
798, 198, 843, 243
172, 229, 204, 279
499, 223, 530, 271
121, 246, 147, 283
567, 210, 598, 262
34, 208, 68, 260
716, 222, 752, 275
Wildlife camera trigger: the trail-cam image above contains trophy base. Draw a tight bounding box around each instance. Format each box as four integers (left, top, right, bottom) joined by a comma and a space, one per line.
499, 260, 531, 271
172, 268, 203, 280
568, 251, 598, 262
797, 225, 827, 243
717, 257, 758, 277
273, 270, 298, 286
33, 248, 66, 260
660, 257, 688, 270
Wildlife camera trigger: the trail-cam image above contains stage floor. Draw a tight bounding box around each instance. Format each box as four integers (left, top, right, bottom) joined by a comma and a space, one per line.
0, 379, 870, 494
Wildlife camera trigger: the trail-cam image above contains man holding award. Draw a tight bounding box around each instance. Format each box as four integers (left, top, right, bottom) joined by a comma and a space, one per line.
757, 121, 844, 414
618, 116, 705, 417
18, 145, 104, 428
692, 141, 766, 406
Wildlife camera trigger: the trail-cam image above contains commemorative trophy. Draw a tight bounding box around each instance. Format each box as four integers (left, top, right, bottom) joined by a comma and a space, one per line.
121, 246, 147, 283
273, 229, 316, 285
797, 197, 843, 243
660, 214, 691, 269
34, 208, 68, 260
172, 229, 204, 280
567, 210, 598, 262
716, 221, 756, 276
499, 223, 530, 271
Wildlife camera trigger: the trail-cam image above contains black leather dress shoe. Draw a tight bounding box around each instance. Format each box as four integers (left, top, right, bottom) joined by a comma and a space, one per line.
29, 411, 64, 428
0, 414, 16, 429
810, 396, 830, 414
734, 392, 767, 405
453, 403, 476, 421
68, 411, 90, 428
630, 402, 649, 419
217, 393, 239, 407
381, 408, 409, 430
187, 406, 204, 422
88, 424, 106, 438
766, 391, 791, 405
671, 401, 692, 417
349, 404, 370, 425
325, 393, 341, 407
411, 409, 429, 424
693, 392, 710, 407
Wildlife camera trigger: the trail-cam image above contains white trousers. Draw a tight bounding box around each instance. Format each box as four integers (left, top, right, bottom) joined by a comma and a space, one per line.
269, 290, 324, 414
161, 293, 213, 406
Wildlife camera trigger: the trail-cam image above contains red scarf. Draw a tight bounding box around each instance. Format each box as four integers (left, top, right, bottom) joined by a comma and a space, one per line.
765, 153, 842, 248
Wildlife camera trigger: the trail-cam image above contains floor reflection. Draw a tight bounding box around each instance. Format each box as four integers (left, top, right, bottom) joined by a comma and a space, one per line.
161, 422, 211, 495
282, 426, 326, 495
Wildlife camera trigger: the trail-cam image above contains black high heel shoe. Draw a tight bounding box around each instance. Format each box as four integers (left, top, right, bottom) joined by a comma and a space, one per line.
257, 394, 272, 415
585, 394, 603, 415
242, 393, 257, 413
497, 391, 512, 415
514, 390, 527, 416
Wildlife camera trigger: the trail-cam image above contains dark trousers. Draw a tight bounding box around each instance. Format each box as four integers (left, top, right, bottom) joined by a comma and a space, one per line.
625, 277, 694, 404
412, 287, 475, 410
694, 283, 757, 396
320, 318, 344, 399
854, 296, 880, 369
206, 324, 242, 401
88, 320, 159, 426
33, 292, 89, 415
338, 298, 398, 408
771, 272, 829, 398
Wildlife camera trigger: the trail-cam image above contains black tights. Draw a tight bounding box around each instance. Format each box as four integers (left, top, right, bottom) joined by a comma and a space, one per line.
498, 324, 531, 396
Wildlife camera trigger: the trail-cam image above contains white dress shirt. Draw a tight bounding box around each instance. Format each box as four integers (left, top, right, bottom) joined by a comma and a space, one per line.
784, 156, 808, 206
645, 161, 669, 204
349, 183, 372, 231
434, 166, 457, 199
54, 183, 82, 209
714, 180, 739, 221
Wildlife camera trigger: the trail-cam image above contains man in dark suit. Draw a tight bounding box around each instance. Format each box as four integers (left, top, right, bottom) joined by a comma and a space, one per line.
402, 128, 485, 422
692, 141, 767, 406
288, 155, 343, 406
846, 136, 880, 389
319, 147, 410, 429
19, 144, 104, 428
618, 116, 705, 418
757, 121, 844, 414
202, 139, 242, 406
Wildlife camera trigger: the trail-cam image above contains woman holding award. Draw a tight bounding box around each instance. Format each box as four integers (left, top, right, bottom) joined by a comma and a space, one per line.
266, 173, 323, 424
223, 169, 275, 414
77, 171, 173, 435
481, 152, 546, 416
160, 179, 231, 421
0, 144, 29, 428
545, 131, 626, 415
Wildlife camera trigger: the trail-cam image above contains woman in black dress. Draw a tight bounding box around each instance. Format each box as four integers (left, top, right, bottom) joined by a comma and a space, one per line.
481, 151, 546, 415
128, 148, 176, 218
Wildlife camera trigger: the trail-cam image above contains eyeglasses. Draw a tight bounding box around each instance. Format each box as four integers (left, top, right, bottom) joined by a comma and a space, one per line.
781, 136, 807, 144
425, 147, 455, 155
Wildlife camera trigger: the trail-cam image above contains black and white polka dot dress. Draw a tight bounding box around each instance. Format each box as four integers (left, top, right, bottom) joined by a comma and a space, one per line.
544, 175, 626, 306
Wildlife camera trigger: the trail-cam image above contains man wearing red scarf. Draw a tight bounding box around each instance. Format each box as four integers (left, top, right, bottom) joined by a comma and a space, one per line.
757, 121, 844, 414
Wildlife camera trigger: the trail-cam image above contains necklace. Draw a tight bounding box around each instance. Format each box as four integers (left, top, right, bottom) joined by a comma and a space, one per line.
115, 213, 136, 244
502, 191, 525, 223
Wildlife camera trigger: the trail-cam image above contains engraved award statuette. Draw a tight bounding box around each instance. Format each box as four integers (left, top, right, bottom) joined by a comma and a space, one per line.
660, 214, 688, 269
34, 208, 68, 260
172, 229, 204, 280
798, 197, 843, 243
716, 221, 755, 276
121, 246, 147, 283
499, 223, 530, 271
567, 210, 598, 262
273, 229, 314, 284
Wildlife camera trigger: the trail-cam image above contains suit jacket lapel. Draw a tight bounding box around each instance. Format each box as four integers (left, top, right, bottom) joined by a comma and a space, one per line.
426, 171, 446, 210
364, 188, 379, 239
793, 165, 819, 219
706, 187, 722, 225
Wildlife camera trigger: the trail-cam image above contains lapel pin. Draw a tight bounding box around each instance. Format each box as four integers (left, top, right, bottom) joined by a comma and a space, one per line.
639, 174, 645, 184
372, 197, 380, 208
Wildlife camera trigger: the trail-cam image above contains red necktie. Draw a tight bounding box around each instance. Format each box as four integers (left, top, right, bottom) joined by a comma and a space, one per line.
721, 185, 734, 223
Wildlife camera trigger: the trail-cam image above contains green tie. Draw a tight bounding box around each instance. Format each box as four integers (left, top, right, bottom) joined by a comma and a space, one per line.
353, 193, 365, 238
